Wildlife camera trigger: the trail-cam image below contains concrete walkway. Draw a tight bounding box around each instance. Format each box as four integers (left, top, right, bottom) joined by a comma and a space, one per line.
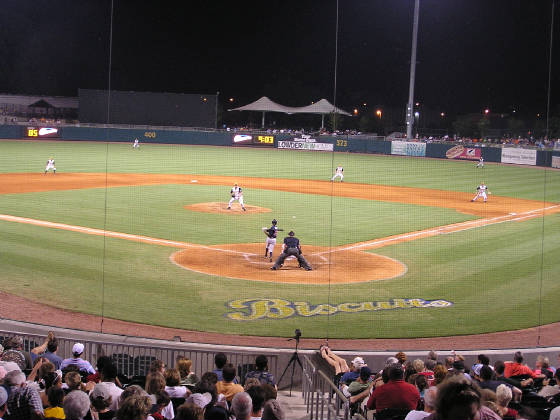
277, 389, 310, 420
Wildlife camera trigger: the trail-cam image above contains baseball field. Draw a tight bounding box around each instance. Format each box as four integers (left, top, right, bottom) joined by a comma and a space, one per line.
1, 139, 559, 341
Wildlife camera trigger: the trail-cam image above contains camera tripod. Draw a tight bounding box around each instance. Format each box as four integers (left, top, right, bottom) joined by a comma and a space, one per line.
278, 333, 302, 396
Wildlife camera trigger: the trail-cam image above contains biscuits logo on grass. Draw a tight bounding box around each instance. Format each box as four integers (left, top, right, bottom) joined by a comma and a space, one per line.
225, 298, 453, 320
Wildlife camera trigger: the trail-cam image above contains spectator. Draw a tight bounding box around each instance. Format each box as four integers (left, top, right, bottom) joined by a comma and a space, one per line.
538, 368, 560, 398
86, 356, 113, 384
504, 351, 538, 379
191, 378, 228, 420
1, 336, 32, 371
413, 359, 434, 385
64, 371, 84, 394
145, 372, 174, 420
432, 365, 448, 386
450, 360, 471, 380
163, 368, 190, 398
245, 355, 276, 388
404, 386, 437, 420
63, 390, 90, 420
246, 385, 265, 420
260, 383, 277, 402
0, 387, 8, 420
38, 370, 62, 407
534, 355, 554, 378
339, 356, 366, 386
89, 383, 115, 420
212, 353, 228, 382
60, 343, 95, 375
443, 356, 454, 370
231, 392, 252, 420
395, 352, 407, 365
176, 357, 199, 388
98, 362, 123, 411
366, 363, 420, 412
174, 402, 204, 420
114, 394, 151, 420
149, 360, 166, 376
319, 345, 350, 386
152, 391, 171, 420
343, 366, 372, 398
216, 364, 244, 403
479, 365, 520, 402
495, 384, 517, 420
431, 375, 480, 420
31, 332, 62, 370
44, 387, 65, 419
261, 399, 284, 420
493, 360, 533, 389
426, 351, 437, 362
4, 370, 44, 420
244, 378, 261, 391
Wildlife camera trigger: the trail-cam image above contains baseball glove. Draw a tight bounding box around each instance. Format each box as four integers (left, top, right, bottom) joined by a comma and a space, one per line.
231, 193, 235, 197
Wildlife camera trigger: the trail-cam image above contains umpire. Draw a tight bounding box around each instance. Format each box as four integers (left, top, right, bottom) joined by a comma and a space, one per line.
271, 231, 312, 271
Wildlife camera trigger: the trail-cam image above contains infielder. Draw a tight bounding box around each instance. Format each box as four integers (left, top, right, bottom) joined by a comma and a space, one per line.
262, 219, 283, 262
133, 138, 140, 148
471, 181, 490, 202
227, 183, 246, 211
44, 157, 56, 174
331, 164, 344, 182
476, 157, 484, 168
271, 231, 312, 271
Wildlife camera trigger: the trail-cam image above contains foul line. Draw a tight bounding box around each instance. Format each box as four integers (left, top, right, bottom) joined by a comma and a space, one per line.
1, 204, 558, 258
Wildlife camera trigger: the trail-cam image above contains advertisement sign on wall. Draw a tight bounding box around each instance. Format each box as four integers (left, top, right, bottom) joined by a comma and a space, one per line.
552, 156, 560, 169
232, 134, 275, 147
278, 141, 333, 151
501, 148, 537, 166
391, 141, 426, 157
445, 145, 481, 160
25, 127, 60, 138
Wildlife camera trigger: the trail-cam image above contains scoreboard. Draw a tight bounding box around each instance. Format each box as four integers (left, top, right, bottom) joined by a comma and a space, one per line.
232, 134, 274, 147
25, 127, 60, 138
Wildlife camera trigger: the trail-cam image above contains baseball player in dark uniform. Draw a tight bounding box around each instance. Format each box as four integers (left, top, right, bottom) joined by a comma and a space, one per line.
271, 231, 312, 271
263, 219, 283, 262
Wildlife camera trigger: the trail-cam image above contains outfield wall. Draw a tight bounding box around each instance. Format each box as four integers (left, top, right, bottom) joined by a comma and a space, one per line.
1, 124, 557, 167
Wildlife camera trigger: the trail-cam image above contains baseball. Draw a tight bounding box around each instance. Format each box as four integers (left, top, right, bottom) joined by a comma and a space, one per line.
292, 216, 296, 218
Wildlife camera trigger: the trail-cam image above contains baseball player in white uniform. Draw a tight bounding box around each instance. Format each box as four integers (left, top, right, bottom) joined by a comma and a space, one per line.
133, 138, 140, 148
331, 164, 344, 182
44, 157, 56, 174
476, 157, 484, 168
471, 182, 490, 202
227, 183, 246, 211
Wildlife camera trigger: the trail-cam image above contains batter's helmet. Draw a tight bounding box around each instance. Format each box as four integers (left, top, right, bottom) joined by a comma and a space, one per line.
272, 219, 277, 225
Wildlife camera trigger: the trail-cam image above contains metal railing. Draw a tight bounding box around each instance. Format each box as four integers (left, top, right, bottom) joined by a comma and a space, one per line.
301, 354, 366, 420
0, 329, 278, 380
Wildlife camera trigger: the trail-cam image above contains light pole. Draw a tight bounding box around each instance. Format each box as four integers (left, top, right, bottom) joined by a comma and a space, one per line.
406, 0, 420, 139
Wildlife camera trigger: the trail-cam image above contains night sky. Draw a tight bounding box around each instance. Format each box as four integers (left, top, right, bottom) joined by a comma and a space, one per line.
1, 0, 558, 118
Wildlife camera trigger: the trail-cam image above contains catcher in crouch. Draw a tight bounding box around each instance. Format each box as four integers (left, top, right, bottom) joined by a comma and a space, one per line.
262, 219, 283, 262
271, 230, 312, 271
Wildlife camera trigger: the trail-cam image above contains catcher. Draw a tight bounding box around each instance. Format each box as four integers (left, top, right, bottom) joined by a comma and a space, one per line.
271, 230, 312, 271
262, 219, 283, 262
227, 183, 246, 211
471, 181, 491, 203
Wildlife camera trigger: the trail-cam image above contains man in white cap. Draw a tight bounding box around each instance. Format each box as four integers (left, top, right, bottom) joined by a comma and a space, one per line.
60, 343, 96, 374
339, 356, 366, 387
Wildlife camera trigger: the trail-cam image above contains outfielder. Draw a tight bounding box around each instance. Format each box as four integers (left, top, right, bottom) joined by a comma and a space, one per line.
476, 157, 484, 168
133, 138, 140, 148
271, 231, 312, 271
331, 164, 344, 182
262, 219, 283, 262
471, 181, 490, 202
227, 183, 246, 211
44, 157, 56, 174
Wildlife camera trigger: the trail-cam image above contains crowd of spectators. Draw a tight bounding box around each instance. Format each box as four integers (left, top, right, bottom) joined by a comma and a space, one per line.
0, 333, 283, 420
320, 345, 560, 420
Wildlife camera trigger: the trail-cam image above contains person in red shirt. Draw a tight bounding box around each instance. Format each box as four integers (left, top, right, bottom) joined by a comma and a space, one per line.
366, 363, 420, 411
504, 352, 539, 379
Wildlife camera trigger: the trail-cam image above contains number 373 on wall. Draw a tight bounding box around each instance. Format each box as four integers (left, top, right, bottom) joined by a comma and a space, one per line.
336, 139, 347, 147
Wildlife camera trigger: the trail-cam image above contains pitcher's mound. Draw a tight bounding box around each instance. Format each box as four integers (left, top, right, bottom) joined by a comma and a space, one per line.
184, 202, 271, 214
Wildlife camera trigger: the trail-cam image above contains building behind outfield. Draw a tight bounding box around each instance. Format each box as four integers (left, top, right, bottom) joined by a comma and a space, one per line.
78, 89, 217, 128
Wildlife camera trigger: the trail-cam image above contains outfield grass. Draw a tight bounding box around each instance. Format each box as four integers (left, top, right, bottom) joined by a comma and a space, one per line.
1, 140, 559, 339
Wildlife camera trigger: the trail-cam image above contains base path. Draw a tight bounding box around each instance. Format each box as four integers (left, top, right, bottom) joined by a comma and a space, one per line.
1, 172, 559, 349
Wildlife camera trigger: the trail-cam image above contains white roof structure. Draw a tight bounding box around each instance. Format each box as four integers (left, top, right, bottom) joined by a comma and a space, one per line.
230, 96, 350, 116
229, 96, 351, 127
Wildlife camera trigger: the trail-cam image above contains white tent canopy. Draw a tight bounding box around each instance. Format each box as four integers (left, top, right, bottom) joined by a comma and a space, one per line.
229, 96, 351, 128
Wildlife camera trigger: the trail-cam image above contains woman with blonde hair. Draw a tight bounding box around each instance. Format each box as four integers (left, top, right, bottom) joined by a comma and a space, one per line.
145, 372, 174, 420
496, 384, 518, 420
176, 357, 199, 388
